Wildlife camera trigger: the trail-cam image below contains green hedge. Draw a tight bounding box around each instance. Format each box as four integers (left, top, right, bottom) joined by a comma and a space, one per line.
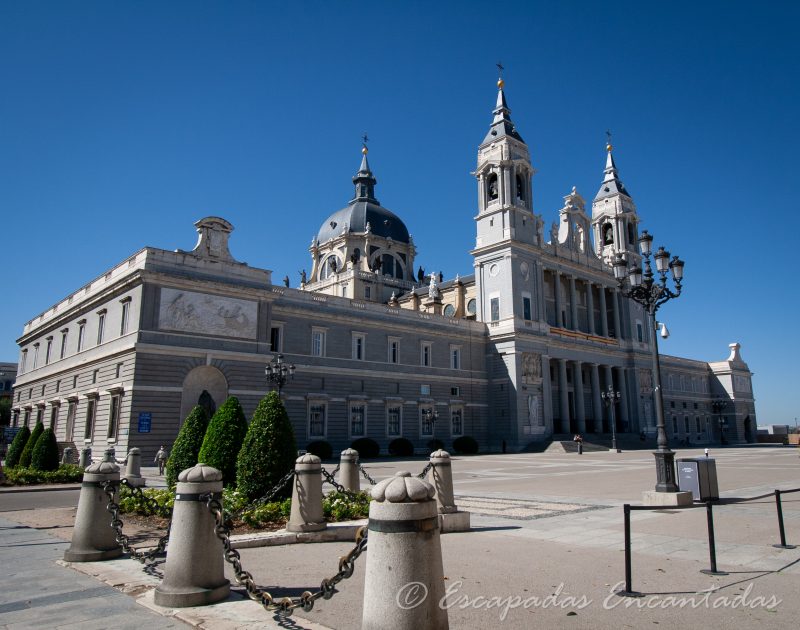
388, 437, 414, 457
19, 422, 44, 469
306, 440, 333, 460
31, 428, 60, 471
453, 435, 479, 454
4, 425, 31, 469
237, 392, 297, 503
197, 397, 248, 488
166, 405, 209, 488
351, 437, 380, 459
4, 464, 84, 485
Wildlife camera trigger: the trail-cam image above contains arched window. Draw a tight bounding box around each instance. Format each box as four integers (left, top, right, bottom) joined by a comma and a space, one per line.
320, 255, 342, 279
516, 174, 525, 201
486, 173, 499, 202
602, 223, 614, 245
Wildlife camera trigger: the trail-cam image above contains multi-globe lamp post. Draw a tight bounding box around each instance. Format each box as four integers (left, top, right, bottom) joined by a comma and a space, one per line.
601, 384, 622, 453
264, 353, 295, 394
422, 407, 439, 440
711, 399, 728, 444
613, 230, 685, 492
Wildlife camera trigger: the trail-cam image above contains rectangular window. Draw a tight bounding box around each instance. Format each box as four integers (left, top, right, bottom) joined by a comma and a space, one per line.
92, 369, 99, 384
420, 384, 430, 396
50, 405, 58, 430
36, 407, 44, 425
45, 338, 53, 365
65, 401, 76, 441
364, 286, 371, 299
451, 407, 464, 436
56, 379, 61, 393
308, 403, 326, 437
20, 349, 27, 373
84, 398, 96, 440
684, 416, 690, 433
270, 325, 283, 352
636, 322, 644, 343
108, 395, 120, 439
671, 416, 678, 434
73, 375, 78, 389
33, 344, 40, 369
388, 338, 400, 364
116, 362, 123, 379
60, 330, 68, 359
695, 416, 701, 433
522, 296, 532, 321
490, 297, 500, 322
97, 311, 106, 345
77, 322, 86, 352
450, 346, 461, 370
23, 409, 31, 427
387, 405, 401, 436
311, 328, 326, 357
352, 333, 365, 360
450, 386, 460, 396
420, 342, 432, 367
350, 403, 366, 437
120, 300, 131, 335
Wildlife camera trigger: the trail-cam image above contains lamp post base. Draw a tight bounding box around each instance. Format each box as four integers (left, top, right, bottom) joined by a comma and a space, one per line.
653, 449, 680, 493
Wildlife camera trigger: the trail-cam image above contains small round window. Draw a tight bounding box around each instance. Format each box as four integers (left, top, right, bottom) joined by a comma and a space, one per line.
467, 299, 477, 315
443, 304, 456, 317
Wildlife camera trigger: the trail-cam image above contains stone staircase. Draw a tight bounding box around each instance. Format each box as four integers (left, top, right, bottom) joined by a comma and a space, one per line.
545, 435, 609, 453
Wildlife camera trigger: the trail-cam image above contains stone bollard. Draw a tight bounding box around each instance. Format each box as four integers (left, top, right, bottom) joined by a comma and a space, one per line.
63, 461, 123, 562
338, 448, 360, 493
287, 453, 326, 532
61, 447, 74, 465
103, 447, 115, 463
429, 450, 470, 533
362, 471, 449, 630
123, 448, 145, 487
154, 464, 230, 608
78, 447, 92, 469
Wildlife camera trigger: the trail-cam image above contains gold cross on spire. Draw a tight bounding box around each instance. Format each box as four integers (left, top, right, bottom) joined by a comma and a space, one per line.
606, 129, 613, 152
496, 62, 505, 88
362, 133, 369, 155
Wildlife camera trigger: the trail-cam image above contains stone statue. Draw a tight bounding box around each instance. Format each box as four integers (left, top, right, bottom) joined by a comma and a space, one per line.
283, 275, 289, 287
299, 269, 307, 284
417, 266, 425, 284
550, 221, 559, 243
527, 394, 540, 426
428, 272, 440, 300
329, 257, 338, 273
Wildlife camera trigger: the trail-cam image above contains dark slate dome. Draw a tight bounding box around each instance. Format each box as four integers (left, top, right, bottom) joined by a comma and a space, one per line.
315, 149, 410, 244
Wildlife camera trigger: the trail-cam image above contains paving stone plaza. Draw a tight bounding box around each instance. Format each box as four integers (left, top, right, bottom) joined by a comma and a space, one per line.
1, 445, 798, 629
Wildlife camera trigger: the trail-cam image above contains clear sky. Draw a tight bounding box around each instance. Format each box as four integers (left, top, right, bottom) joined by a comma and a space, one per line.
1, 1, 798, 425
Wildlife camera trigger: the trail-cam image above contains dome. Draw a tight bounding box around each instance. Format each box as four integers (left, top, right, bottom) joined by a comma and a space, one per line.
316, 201, 410, 244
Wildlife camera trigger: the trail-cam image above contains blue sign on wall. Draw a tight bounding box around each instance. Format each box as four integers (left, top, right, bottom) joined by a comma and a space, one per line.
138, 412, 152, 433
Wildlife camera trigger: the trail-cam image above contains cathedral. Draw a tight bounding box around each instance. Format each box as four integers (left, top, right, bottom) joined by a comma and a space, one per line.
11, 78, 757, 460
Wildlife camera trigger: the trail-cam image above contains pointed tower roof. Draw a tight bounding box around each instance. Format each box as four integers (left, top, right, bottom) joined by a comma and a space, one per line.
351, 144, 378, 204
481, 77, 524, 146
594, 140, 631, 201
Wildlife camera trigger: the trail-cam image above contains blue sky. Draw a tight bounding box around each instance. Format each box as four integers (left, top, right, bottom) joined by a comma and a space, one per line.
1, 1, 798, 425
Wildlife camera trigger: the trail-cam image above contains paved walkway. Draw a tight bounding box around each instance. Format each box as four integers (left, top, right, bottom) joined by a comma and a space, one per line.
1, 447, 798, 628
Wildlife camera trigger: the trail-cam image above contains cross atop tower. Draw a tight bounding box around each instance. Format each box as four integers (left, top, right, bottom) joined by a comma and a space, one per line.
606, 129, 613, 151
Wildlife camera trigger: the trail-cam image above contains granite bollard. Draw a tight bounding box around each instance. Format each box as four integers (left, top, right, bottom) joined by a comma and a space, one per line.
338, 448, 360, 493
429, 450, 470, 533
123, 447, 145, 487
61, 446, 74, 465
154, 464, 230, 608
287, 453, 326, 532
78, 447, 92, 469
362, 471, 449, 630
63, 461, 123, 562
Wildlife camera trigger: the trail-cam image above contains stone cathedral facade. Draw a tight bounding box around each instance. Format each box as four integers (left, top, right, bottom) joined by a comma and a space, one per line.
11, 80, 757, 460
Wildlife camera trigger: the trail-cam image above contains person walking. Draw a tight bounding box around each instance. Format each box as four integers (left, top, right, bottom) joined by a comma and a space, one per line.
154, 445, 168, 475
573, 434, 583, 455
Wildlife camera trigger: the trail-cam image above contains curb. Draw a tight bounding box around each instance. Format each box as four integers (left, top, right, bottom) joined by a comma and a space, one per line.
0, 483, 82, 494
230, 520, 367, 549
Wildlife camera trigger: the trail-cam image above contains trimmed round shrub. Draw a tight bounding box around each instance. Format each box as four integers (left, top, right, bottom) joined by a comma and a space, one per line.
236, 391, 297, 503
350, 437, 379, 459
19, 422, 44, 469
31, 428, 60, 471
198, 397, 248, 488
306, 440, 333, 460
453, 435, 479, 455
4, 425, 31, 469
427, 438, 445, 453
388, 437, 414, 457
166, 405, 209, 488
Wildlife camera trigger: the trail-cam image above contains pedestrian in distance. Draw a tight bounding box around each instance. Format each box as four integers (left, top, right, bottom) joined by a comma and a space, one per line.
573, 434, 583, 455
155, 445, 168, 475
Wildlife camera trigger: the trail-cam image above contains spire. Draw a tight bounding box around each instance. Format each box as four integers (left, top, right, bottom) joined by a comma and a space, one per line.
351, 137, 378, 204
594, 133, 631, 200
481, 71, 524, 146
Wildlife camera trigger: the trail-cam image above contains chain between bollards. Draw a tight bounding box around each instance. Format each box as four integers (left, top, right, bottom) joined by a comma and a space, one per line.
417, 462, 434, 479
101, 479, 172, 564
230, 469, 296, 519
204, 494, 368, 615
358, 463, 377, 485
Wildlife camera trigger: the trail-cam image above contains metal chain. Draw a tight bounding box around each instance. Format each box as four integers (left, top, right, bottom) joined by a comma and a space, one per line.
417, 462, 434, 479
204, 494, 367, 615
357, 463, 377, 486
120, 478, 172, 517
101, 481, 172, 564
231, 469, 296, 518
320, 466, 350, 494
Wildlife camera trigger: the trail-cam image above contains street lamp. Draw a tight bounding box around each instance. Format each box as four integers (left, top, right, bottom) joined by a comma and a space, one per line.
422, 407, 439, 439
711, 399, 728, 445
613, 230, 685, 493
601, 385, 622, 453
264, 354, 295, 393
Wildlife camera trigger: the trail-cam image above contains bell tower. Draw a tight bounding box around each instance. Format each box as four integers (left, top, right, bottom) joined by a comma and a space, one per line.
591, 136, 640, 265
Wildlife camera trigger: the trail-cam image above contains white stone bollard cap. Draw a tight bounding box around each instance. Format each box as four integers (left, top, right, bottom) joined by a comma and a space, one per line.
296, 453, 321, 464
128, 448, 141, 455
86, 461, 120, 474
371, 471, 435, 503
178, 463, 223, 483
340, 448, 359, 458
430, 449, 451, 460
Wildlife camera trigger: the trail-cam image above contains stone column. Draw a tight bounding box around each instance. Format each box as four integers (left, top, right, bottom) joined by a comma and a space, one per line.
154, 464, 230, 607
612, 289, 622, 340
338, 448, 360, 493
63, 461, 122, 562
362, 472, 448, 630
617, 367, 631, 430
554, 270, 563, 328
558, 359, 570, 433
586, 282, 596, 335
287, 453, 326, 533
604, 365, 614, 432
569, 276, 578, 331
591, 364, 603, 433
598, 286, 609, 337
541, 356, 553, 433
573, 361, 586, 433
